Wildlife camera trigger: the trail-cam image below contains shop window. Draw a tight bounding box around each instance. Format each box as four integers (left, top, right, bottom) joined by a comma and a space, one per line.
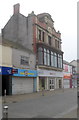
52, 86, 54, 89
50, 80, 51, 84
59, 80, 62, 88
52, 80, 54, 84
50, 86, 51, 89
38, 47, 43, 64
49, 79, 54, 90
20, 56, 29, 66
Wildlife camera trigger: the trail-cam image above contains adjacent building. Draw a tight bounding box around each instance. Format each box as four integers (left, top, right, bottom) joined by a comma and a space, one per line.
2, 3, 64, 94
63, 60, 73, 88
1, 36, 37, 95
70, 60, 77, 88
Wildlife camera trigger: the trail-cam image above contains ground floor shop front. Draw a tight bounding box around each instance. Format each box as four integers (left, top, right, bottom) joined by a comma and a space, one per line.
12, 77, 35, 94
63, 74, 72, 88
37, 69, 63, 91
12, 68, 37, 94
1, 66, 12, 96
1, 67, 37, 95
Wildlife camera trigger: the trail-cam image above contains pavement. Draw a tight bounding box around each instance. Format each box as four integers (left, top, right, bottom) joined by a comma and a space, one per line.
2, 88, 77, 118
62, 108, 77, 118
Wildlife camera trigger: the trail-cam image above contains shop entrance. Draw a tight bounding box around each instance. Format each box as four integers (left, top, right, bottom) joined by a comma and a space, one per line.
49, 79, 54, 90
2, 75, 12, 96
39, 77, 45, 90
59, 79, 62, 88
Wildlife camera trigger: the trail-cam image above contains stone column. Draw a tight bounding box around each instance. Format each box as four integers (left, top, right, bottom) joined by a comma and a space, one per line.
54, 78, 57, 89
36, 76, 39, 92
46, 77, 49, 90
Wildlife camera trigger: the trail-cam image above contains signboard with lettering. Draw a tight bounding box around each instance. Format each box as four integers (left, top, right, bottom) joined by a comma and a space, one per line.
38, 69, 63, 77
13, 68, 37, 77
0, 66, 12, 75
0, 67, 2, 75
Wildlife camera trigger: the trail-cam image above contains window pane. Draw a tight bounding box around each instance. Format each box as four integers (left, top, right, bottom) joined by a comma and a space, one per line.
58, 54, 62, 68
51, 51, 54, 66
38, 29, 41, 40
20, 56, 29, 66
54, 53, 57, 67
48, 36, 51, 45
42, 32, 45, 42
44, 48, 47, 65
47, 50, 50, 66
38, 47, 43, 64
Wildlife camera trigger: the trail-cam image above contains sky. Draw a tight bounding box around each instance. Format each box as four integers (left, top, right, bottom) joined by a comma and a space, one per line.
0, 0, 77, 62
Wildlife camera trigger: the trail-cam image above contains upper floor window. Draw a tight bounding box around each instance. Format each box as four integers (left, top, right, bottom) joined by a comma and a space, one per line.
53, 53, 57, 67
38, 29, 41, 40
58, 41, 60, 48
58, 54, 62, 68
37, 47, 63, 69
55, 39, 60, 49
51, 51, 54, 66
44, 48, 47, 65
48, 36, 51, 46
42, 32, 45, 42
20, 56, 29, 66
47, 50, 50, 66
38, 47, 43, 64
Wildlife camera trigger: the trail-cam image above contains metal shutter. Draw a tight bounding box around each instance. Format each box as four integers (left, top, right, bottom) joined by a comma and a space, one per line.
64, 79, 70, 88
12, 77, 33, 94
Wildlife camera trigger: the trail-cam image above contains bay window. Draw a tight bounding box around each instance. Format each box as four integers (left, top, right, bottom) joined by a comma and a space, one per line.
38, 47, 43, 64
44, 48, 47, 65
47, 50, 50, 66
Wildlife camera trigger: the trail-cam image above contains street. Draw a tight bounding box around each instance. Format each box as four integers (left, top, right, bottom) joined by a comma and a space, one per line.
3, 88, 77, 118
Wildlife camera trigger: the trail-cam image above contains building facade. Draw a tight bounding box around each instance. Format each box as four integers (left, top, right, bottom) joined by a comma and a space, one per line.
70, 60, 78, 88
1, 37, 37, 95
2, 3, 63, 92
63, 60, 73, 88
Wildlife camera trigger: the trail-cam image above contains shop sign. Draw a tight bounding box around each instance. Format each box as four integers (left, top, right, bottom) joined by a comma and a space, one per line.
0, 67, 2, 75
1, 67, 12, 75
38, 69, 63, 77
13, 68, 37, 77
63, 75, 71, 79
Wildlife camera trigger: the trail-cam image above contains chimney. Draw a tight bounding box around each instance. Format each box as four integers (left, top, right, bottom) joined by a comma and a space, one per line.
13, 3, 20, 14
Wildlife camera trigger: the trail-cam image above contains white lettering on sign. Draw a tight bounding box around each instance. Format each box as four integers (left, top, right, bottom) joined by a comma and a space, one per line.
7, 69, 11, 74
0, 68, 1, 73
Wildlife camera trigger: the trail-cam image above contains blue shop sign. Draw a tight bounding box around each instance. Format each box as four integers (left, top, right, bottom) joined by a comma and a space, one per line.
0, 66, 12, 75
0, 67, 2, 75
13, 68, 37, 77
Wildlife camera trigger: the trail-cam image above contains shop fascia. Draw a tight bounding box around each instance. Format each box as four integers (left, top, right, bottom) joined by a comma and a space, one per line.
0, 66, 12, 75
12, 68, 37, 77
37, 69, 63, 77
